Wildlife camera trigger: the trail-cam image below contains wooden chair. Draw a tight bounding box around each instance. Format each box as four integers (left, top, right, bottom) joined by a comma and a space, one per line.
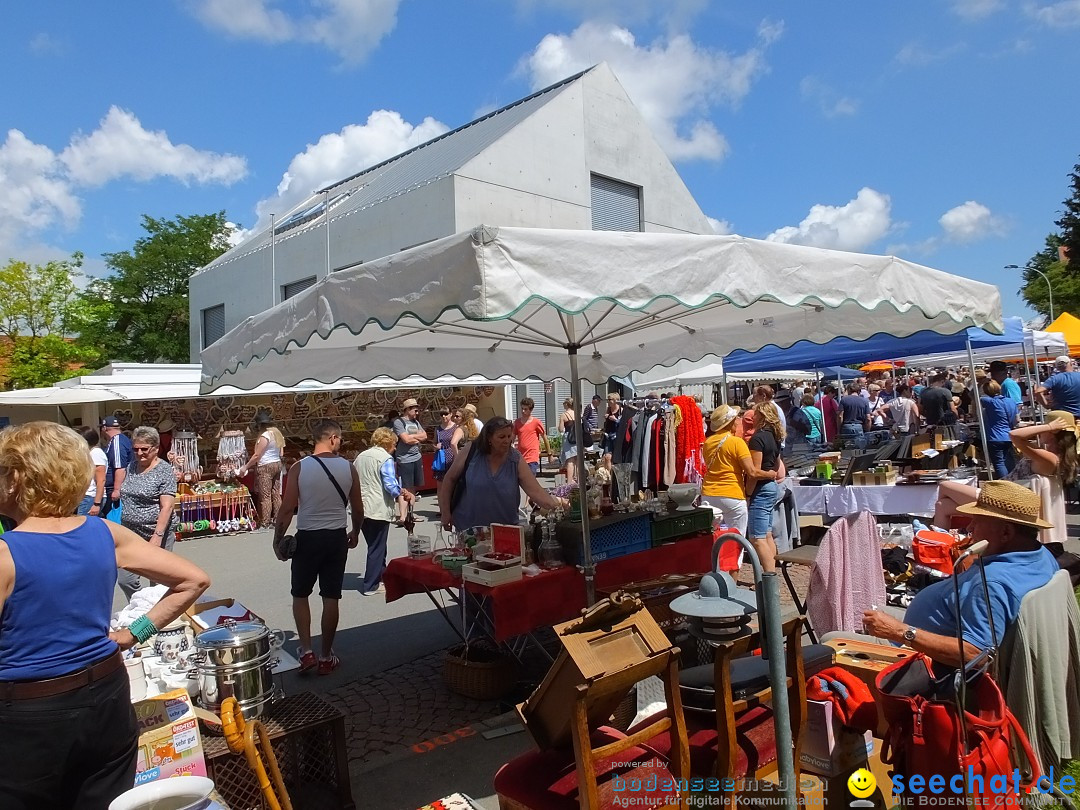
634, 617, 814, 805
494, 648, 691, 810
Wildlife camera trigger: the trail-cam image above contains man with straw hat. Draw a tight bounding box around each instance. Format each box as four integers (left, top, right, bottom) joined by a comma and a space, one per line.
860, 480, 1058, 667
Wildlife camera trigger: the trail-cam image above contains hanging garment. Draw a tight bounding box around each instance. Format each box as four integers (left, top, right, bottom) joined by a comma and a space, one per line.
663, 410, 678, 487
807, 511, 886, 635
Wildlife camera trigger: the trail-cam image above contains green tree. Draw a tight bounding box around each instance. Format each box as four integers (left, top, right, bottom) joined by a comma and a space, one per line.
0, 254, 103, 389
80, 212, 232, 363
1057, 158, 1080, 276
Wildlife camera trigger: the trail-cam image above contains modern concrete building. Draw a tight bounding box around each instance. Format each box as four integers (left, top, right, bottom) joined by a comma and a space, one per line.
189, 63, 712, 429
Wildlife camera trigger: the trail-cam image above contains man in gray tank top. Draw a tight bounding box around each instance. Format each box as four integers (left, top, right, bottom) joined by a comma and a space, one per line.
275, 419, 363, 676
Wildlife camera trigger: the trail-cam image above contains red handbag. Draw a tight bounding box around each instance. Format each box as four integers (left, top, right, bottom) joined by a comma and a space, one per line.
875, 653, 1040, 807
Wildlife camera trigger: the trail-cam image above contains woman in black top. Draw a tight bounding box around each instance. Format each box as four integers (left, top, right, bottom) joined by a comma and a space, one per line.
746, 402, 785, 573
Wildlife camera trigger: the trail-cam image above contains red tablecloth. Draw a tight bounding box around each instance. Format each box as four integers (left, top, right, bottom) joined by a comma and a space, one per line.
384, 533, 714, 642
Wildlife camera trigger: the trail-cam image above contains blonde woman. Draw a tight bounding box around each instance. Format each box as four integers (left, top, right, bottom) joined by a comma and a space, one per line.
354, 427, 414, 595
0, 422, 209, 807
747, 401, 786, 573
240, 413, 285, 528
455, 408, 479, 446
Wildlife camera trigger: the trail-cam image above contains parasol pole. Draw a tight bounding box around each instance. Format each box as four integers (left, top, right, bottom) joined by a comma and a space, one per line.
565, 318, 596, 606
721, 369, 728, 405
967, 335, 993, 480
1021, 332, 1035, 419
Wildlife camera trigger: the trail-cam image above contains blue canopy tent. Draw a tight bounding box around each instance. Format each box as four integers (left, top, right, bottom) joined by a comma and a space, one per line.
817, 366, 861, 380
722, 317, 1024, 373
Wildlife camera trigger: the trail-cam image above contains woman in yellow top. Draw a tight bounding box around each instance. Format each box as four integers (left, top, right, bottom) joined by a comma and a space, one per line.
701, 405, 778, 536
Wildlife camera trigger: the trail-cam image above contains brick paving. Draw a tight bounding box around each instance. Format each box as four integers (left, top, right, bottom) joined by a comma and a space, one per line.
320, 559, 813, 772
323, 649, 511, 769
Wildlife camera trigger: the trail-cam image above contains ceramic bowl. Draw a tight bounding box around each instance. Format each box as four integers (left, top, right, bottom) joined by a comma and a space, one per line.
109, 776, 214, 810
667, 482, 700, 511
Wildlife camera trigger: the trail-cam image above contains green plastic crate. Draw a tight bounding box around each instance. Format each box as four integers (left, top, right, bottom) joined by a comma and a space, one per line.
651, 507, 713, 545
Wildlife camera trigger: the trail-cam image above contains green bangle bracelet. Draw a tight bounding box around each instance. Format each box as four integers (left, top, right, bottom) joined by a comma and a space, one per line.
129, 615, 158, 645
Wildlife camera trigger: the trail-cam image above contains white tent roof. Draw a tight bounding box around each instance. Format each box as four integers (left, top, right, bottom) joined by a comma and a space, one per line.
633, 362, 811, 389
897, 329, 1066, 367
201, 225, 1003, 393
0, 363, 524, 407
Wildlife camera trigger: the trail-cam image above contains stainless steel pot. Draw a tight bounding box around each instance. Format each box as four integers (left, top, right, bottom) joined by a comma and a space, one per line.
193, 621, 282, 719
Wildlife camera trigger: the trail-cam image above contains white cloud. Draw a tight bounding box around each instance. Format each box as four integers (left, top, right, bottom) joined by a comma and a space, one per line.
188, 0, 402, 64
800, 77, 858, 118
253, 109, 449, 229
894, 41, 966, 67
707, 216, 734, 235
62, 107, 247, 187
766, 188, 892, 252
0, 109, 246, 264
1026, 0, 1080, 27
938, 200, 1006, 242
28, 33, 65, 55
950, 0, 1005, 19
523, 20, 781, 162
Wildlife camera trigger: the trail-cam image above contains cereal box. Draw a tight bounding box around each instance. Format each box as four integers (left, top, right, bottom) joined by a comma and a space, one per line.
132, 688, 207, 786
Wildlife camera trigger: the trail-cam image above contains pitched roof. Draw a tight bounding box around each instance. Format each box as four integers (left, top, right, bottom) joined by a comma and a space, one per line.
199, 67, 594, 275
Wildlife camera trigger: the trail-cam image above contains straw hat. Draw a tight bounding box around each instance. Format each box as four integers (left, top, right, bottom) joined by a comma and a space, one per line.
709, 405, 741, 432
401, 398, 419, 409
956, 480, 1053, 529
1045, 410, 1080, 438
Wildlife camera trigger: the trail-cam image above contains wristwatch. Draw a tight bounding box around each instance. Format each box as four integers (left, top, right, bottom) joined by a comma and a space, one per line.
902, 626, 918, 645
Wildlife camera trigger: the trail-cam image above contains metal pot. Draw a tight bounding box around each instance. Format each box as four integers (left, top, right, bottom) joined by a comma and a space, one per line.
193, 621, 282, 719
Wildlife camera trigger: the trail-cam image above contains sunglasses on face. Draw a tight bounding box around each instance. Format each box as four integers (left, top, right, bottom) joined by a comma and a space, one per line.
133, 446, 154, 453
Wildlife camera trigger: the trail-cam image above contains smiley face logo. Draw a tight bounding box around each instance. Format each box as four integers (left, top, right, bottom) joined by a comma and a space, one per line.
848, 768, 876, 799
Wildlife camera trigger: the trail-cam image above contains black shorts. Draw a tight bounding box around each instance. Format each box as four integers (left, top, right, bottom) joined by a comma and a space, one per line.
290, 528, 349, 599
397, 458, 424, 489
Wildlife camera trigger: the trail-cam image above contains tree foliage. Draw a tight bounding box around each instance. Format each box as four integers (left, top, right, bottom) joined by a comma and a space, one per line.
79, 212, 232, 363
1020, 155, 1080, 321
0, 254, 104, 389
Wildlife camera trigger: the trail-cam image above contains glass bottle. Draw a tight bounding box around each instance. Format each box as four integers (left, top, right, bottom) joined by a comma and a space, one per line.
537, 520, 564, 569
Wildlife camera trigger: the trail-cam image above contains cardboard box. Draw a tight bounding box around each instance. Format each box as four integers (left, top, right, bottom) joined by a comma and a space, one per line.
851, 470, 898, 486
825, 637, 915, 738
132, 689, 207, 786
800, 699, 874, 777
185, 593, 263, 630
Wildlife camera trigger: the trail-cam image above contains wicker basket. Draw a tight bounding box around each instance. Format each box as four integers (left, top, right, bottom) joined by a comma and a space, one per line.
443, 643, 517, 701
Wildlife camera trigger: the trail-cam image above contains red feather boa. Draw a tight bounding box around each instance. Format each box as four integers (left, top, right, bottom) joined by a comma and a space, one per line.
671, 395, 705, 483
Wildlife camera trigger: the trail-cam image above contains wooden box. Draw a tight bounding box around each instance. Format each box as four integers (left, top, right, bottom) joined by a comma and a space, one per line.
825, 637, 915, 737
461, 561, 522, 586
850, 470, 898, 486
517, 598, 672, 750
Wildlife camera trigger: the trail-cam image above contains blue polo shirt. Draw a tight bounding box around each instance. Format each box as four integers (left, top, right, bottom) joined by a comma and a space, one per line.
1000, 377, 1022, 404
904, 546, 1058, 652
104, 432, 133, 491
980, 395, 1017, 443
1043, 370, 1080, 416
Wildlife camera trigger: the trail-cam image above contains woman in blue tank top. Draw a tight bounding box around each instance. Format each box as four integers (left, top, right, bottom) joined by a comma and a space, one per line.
0, 422, 210, 810
438, 417, 566, 531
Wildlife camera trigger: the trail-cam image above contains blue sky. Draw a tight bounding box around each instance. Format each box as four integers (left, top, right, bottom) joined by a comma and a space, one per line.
2, 1, 1078, 321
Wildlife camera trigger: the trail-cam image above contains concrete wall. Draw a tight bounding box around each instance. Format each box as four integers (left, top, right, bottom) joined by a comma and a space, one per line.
189, 64, 712, 360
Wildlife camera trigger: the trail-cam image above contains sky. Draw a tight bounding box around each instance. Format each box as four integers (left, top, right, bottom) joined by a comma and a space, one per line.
2, 1, 1079, 322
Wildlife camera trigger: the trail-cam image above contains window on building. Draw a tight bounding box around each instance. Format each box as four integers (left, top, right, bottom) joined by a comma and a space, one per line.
282, 276, 317, 300
590, 174, 642, 231
201, 304, 226, 349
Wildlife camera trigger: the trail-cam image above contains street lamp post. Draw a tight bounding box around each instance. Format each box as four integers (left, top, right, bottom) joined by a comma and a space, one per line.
1007, 263, 1054, 323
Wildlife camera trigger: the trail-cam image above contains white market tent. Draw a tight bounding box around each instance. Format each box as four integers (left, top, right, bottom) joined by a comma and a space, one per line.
897, 329, 1066, 367
200, 224, 1001, 804
633, 361, 811, 390
201, 224, 1002, 560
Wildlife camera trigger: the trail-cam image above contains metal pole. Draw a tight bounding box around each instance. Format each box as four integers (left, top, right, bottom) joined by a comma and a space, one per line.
566, 317, 596, 606
967, 336, 993, 480
270, 213, 276, 306
1033, 268, 1055, 323
721, 370, 728, 405
714, 532, 796, 808
1021, 332, 1035, 418
324, 191, 331, 278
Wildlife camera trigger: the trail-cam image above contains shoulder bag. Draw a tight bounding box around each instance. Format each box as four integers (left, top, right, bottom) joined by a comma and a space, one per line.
449, 442, 479, 513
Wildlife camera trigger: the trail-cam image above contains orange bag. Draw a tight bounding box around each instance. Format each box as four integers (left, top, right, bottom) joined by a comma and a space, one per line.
913, 529, 960, 575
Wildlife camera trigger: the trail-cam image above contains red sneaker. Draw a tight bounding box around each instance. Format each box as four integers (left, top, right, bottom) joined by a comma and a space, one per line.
298, 649, 317, 674
318, 653, 341, 676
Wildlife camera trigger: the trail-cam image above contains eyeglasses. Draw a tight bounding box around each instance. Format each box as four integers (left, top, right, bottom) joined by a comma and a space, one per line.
133, 446, 154, 454
440, 411, 451, 416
